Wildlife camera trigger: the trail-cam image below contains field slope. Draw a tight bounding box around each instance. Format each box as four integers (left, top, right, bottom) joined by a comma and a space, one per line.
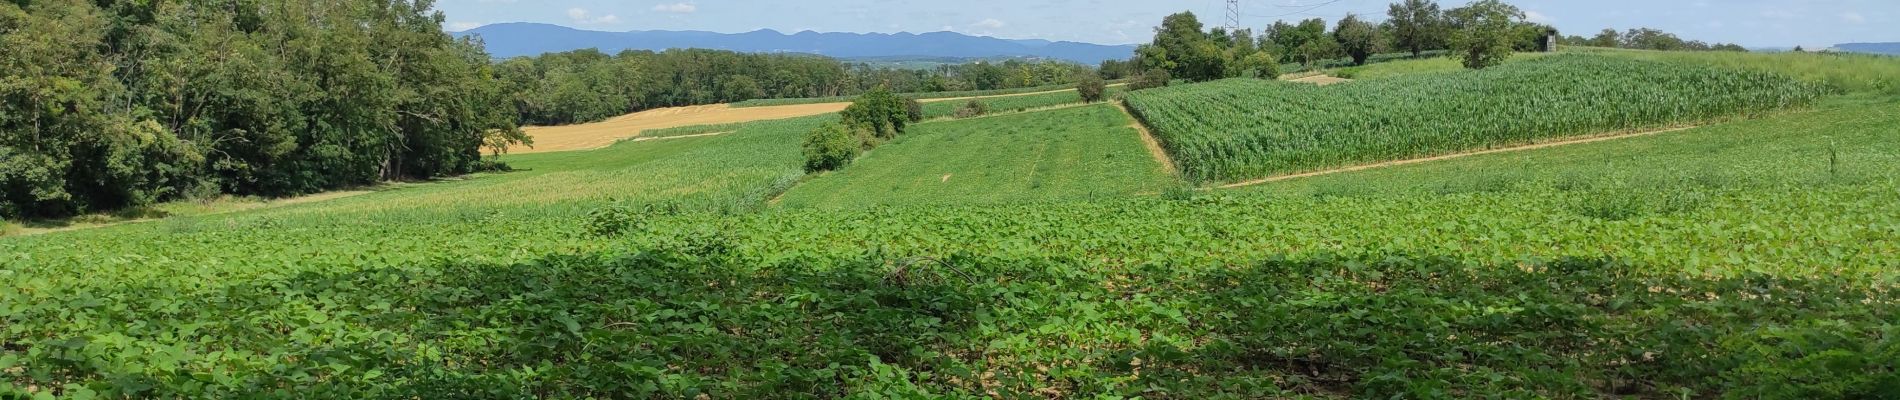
1125, 54, 1829, 184
3, 52, 1898, 399
776, 104, 1173, 208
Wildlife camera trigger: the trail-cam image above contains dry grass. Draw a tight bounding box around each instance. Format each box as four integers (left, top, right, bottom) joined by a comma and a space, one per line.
517, 103, 847, 153
516, 85, 1131, 154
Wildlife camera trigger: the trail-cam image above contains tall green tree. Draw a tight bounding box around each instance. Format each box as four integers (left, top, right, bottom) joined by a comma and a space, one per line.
1446, 0, 1525, 69
1334, 14, 1382, 65
1386, 0, 1448, 56
1588, 28, 1621, 47
1138, 12, 1229, 82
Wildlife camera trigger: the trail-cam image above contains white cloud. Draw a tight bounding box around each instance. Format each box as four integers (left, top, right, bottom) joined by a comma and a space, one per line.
1524, 10, 1555, 24
653, 2, 697, 14
973, 18, 1006, 29
447, 21, 483, 31
1840, 12, 1866, 24
566, 8, 621, 25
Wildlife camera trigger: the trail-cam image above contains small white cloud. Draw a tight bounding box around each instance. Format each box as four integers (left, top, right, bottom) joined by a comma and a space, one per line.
447, 21, 483, 31
973, 18, 1006, 29
653, 2, 697, 13
567, 8, 621, 25
1524, 10, 1555, 24
1840, 12, 1866, 24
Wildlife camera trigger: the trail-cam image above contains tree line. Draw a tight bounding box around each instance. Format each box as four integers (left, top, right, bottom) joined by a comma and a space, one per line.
1, 0, 525, 219
1121, 0, 1751, 85
499, 49, 1093, 126
0, 0, 1094, 219
1561, 28, 1748, 52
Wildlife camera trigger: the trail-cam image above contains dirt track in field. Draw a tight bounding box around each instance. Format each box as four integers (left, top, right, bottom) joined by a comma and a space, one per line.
1112, 102, 1179, 177
515, 84, 1128, 154
1216, 125, 1701, 189
1290, 75, 1353, 86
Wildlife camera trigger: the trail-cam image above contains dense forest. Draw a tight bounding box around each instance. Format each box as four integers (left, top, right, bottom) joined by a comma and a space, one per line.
498, 49, 1092, 125
1, 0, 524, 218
0, 0, 1097, 219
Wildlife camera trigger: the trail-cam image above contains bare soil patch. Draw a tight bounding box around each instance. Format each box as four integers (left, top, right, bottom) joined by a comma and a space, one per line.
1290, 75, 1353, 86
516, 85, 1130, 154
516, 103, 847, 153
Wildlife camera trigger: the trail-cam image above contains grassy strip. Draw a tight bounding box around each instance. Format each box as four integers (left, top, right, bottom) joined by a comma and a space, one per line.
730, 80, 1128, 108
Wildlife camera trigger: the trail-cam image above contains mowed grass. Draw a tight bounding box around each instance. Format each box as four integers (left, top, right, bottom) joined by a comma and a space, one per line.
919, 86, 1128, 119
775, 104, 1174, 208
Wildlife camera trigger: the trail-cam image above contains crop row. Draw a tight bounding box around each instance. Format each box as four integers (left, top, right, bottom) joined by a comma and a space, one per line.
1124, 54, 1830, 183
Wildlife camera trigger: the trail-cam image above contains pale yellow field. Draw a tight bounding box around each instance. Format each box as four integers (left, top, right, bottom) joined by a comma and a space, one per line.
514, 85, 1127, 154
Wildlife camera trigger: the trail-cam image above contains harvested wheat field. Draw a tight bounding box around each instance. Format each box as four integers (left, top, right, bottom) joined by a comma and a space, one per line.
515, 103, 850, 153
515, 86, 1131, 154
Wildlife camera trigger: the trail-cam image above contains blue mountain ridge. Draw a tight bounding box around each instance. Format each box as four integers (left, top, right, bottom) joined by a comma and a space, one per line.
1832, 42, 1900, 55
455, 23, 1138, 64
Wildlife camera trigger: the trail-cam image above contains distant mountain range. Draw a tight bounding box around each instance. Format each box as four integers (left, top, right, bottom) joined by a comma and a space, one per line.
454, 23, 1138, 64
1832, 42, 1900, 55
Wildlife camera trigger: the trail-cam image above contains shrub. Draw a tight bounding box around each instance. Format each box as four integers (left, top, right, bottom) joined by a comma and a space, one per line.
803, 121, 862, 172
1130, 69, 1172, 90
1076, 73, 1108, 103
842, 88, 909, 139
904, 98, 924, 122
952, 101, 990, 118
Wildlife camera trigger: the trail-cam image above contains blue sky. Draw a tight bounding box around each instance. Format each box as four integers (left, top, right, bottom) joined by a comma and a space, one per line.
434, 0, 1895, 48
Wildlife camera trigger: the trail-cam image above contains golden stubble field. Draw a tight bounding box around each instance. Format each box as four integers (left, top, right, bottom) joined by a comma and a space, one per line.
515, 86, 1118, 153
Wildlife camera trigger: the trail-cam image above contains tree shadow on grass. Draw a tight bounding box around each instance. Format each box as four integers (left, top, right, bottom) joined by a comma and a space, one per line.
7, 250, 1896, 399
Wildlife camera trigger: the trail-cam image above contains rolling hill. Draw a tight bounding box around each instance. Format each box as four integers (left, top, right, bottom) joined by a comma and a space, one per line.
454, 23, 1138, 64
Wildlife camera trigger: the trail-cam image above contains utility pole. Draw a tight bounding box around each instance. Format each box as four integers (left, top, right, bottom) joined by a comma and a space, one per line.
1225, 0, 1242, 31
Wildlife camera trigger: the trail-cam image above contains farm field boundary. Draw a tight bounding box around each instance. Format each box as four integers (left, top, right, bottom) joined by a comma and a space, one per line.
1216, 125, 1701, 189
1112, 102, 1179, 177
518, 85, 1122, 154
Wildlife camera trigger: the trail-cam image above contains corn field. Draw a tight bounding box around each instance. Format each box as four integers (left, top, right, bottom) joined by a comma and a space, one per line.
1124, 54, 1832, 183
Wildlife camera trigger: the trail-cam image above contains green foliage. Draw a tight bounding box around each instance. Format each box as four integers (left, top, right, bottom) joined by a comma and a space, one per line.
916, 86, 1125, 120
1129, 69, 1172, 90
841, 88, 911, 139
0, 0, 516, 219
1334, 14, 1382, 65
1237, 51, 1281, 79
730, 81, 1110, 108
1447, 0, 1525, 69
777, 105, 1175, 208
2, 92, 1899, 397
802, 121, 862, 172
584, 201, 684, 237
1385, 0, 1449, 56
1137, 12, 1232, 82
903, 98, 924, 122
1124, 54, 1829, 183
952, 101, 990, 118
1265, 18, 1335, 65
1075, 73, 1108, 103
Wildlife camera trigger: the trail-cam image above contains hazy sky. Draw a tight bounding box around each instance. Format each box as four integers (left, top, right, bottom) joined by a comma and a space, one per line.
434, 0, 1895, 48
